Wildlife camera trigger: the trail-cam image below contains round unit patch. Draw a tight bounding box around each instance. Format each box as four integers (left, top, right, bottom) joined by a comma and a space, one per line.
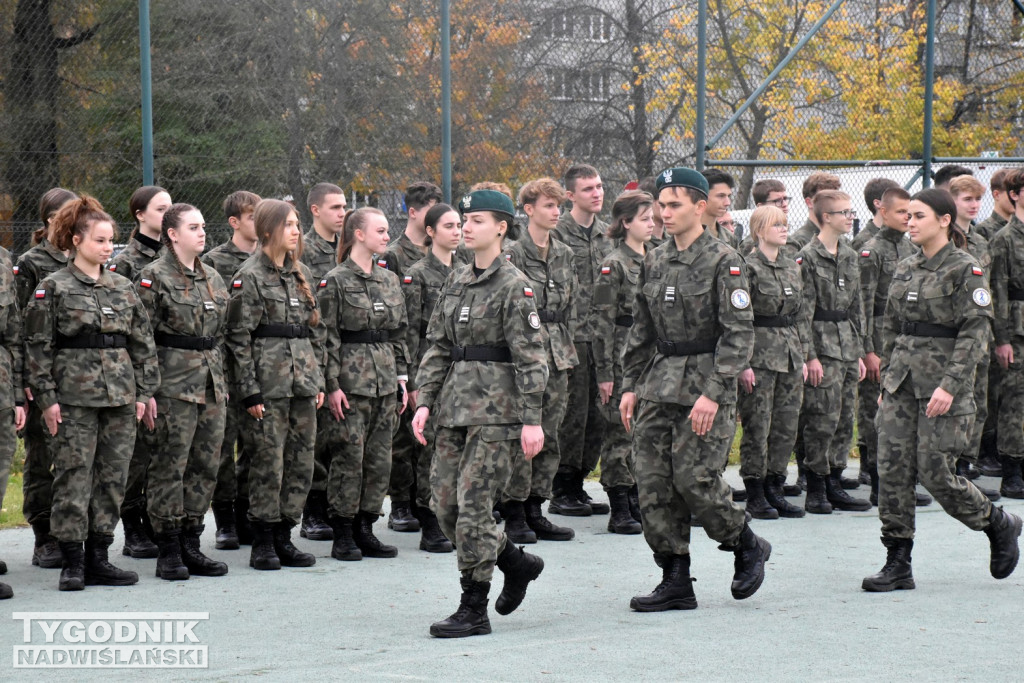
730, 289, 751, 310
973, 288, 992, 307
528, 311, 541, 329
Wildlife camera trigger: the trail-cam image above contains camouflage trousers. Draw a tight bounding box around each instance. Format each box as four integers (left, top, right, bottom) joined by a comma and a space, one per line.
50, 403, 136, 542
598, 394, 635, 490
431, 424, 516, 582
962, 354, 990, 463
982, 352, 1001, 442
212, 400, 249, 504
800, 358, 857, 477
737, 366, 803, 480
246, 397, 316, 525
877, 381, 991, 539
996, 342, 1024, 461
21, 402, 55, 524
633, 400, 745, 556
856, 377, 879, 471
324, 394, 397, 518
388, 406, 424, 504
121, 423, 158, 514
505, 368, 568, 501
310, 406, 333, 494
558, 342, 605, 475
0, 409, 14, 515
147, 391, 227, 534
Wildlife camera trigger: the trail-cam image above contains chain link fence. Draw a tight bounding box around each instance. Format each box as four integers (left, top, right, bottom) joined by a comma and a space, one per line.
2, 1, 1024, 256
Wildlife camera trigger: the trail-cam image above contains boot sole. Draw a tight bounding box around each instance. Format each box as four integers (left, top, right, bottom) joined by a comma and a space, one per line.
732, 540, 771, 600
332, 550, 363, 561
629, 597, 698, 612
506, 533, 538, 544
607, 523, 642, 535
991, 514, 1023, 580
32, 555, 63, 569
59, 580, 85, 592
156, 568, 190, 581
419, 540, 454, 553
805, 506, 833, 515
299, 529, 334, 541
250, 560, 282, 570
547, 508, 592, 517
184, 565, 229, 576
747, 509, 781, 520
387, 520, 422, 532
861, 577, 915, 592
776, 509, 806, 519
358, 550, 398, 559
587, 504, 610, 515
85, 576, 139, 586
122, 546, 159, 559
215, 538, 240, 550
429, 623, 492, 638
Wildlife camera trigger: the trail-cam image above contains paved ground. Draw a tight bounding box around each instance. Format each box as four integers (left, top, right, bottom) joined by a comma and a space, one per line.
1, 465, 1022, 682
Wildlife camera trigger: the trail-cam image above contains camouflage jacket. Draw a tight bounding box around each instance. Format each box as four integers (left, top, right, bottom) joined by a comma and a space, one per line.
0, 261, 23, 411
851, 221, 880, 251
301, 228, 340, 281
318, 257, 409, 398
15, 239, 68, 309
975, 212, 1008, 241
416, 258, 548, 427
962, 228, 991, 270
592, 242, 643, 387
225, 252, 325, 404
743, 248, 811, 373
137, 252, 229, 404
552, 212, 614, 342
708, 221, 739, 249
504, 234, 579, 372
382, 233, 429, 280
401, 250, 455, 390
798, 238, 864, 362
882, 241, 992, 406
24, 262, 159, 410
988, 215, 1024, 346
201, 239, 254, 285
621, 229, 754, 406
787, 219, 819, 252
108, 233, 162, 281
858, 227, 917, 356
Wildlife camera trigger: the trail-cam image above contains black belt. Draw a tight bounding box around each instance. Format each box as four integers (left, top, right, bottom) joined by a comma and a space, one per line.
154, 332, 217, 350
537, 310, 565, 324
251, 323, 310, 339
339, 329, 390, 343
873, 302, 887, 317
753, 314, 795, 328
614, 315, 634, 327
450, 345, 513, 362
656, 338, 718, 356
55, 333, 127, 349
900, 321, 959, 338
1009, 287, 1024, 301
813, 308, 849, 322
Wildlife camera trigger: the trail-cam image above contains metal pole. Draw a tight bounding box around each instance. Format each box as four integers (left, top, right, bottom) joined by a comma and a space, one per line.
694, 0, 708, 171
1013, 0, 1024, 19
903, 167, 925, 191
139, 0, 154, 185
440, 0, 452, 204
922, 0, 936, 188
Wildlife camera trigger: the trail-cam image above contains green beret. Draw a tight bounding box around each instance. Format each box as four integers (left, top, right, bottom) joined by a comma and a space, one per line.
655, 167, 709, 197
457, 189, 515, 220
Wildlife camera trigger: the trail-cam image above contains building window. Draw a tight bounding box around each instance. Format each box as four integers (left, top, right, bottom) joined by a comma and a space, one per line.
577, 11, 612, 42
543, 11, 572, 39
548, 68, 613, 102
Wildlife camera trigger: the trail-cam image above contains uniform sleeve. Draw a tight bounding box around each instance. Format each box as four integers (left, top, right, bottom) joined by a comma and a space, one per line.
401, 275, 423, 390
502, 282, 548, 425
941, 264, 994, 397
224, 273, 264, 406
848, 261, 865, 358
799, 257, 818, 362
14, 258, 38, 310
704, 252, 754, 404
620, 260, 658, 394
316, 274, 341, 393
23, 282, 57, 410
566, 264, 581, 345
416, 273, 457, 412
590, 260, 619, 384
388, 280, 410, 383
859, 250, 880, 355
4, 297, 23, 405
990, 234, 1012, 346
128, 291, 160, 403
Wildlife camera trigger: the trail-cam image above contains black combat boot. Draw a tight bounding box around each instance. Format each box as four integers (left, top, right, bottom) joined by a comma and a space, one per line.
273, 522, 316, 567
429, 578, 492, 638
577, 473, 609, 514
725, 524, 771, 600
836, 467, 861, 490
417, 508, 453, 553
742, 478, 780, 520
999, 456, 1024, 499
869, 466, 879, 507
978, 433, 1003, 477
154, 529, 189, 581
180, 525, 229, 576
120, 507, 158, 558
235, 497, 253, 545
765, 475, 805, 518
31, 519, 62, 568
826, 468, 872, 511
861, 537, 915, 592
58, 541, 85, 592
353, 511, 398, 558
85, 533, 139, 586
956, 458, 981, 480
327, 516, 362, 561
503, 500, 537, 544
795, 463, 808, 493
524, 496, 575, 541
494, 543, 544, 615
211, 501, 239, 550
387, 500, 421, 532
547, 469, 592, 516
629, 554, 697, 611
628, 484, 642, 524
984, 506, 1023, 579
299, 490, 333, 540
607, 487, 643, 534
0, 580, 10, 599
782, 473, 803, 497
249, 521, 281, 570
915, 490, 933, 506
804, 472, 833, 515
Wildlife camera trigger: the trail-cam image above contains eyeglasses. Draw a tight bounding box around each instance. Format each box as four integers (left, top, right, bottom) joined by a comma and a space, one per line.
825, 210, 856, 218
766, 197, 791, 206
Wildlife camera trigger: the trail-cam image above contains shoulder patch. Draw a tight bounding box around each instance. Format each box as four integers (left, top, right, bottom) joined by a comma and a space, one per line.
601, 265, 611, 275
730, 289, 750, 309
108, 264, 117, 272
232, 279, 243, 289
319, 278, 328, 288
795, 257, 803, 265
729, 266, 741, 276
140, 278, 152, 288
34, 289, 46, 299
505, 253, 512, 261
528, 311, 541, 329
973, 288, 992, 307
523, 287, 534, 298
973, 266, 984, 276
12, 266, 18, 275
403, 275, 413, 284
861, 250, 871, 258
377, 259, 388, 269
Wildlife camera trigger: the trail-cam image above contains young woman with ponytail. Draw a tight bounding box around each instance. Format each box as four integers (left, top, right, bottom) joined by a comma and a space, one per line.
136, 204, 230, 581
224, 199, 325, 571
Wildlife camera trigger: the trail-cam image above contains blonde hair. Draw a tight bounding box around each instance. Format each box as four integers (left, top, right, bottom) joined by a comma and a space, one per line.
748, 205, 787, 245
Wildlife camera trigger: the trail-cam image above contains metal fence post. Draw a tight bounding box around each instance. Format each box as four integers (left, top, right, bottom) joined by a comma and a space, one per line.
139, 0, 154, 185
441, 0, 452, 204
922, 0, 936, 188
695, 0, 708, 172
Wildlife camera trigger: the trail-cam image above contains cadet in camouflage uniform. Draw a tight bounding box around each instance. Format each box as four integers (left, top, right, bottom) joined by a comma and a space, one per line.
400, 203, 463, 553
863, 188, 1022, 592
412, 189, 547, 639
138, 204, 230, 581
17, 187, 76, 570
551, 164, 613, 516
110, 185, 172, 560
736, 206, 810, 520
592, 190, 656, 535
701, 169, 740, 249
858, 187, 917, 505
383, 181, 443, 533
786, 172, 841, 252
201, 190, 261, 548
974, 169, 1012, 241
797, 190, 871, 514
225, 199, 325, 571
620, 168, 770, 611
24, 195, 160, 592
501, 179, 579, 544
0, 252, 26, 599
851, 178, 899, 253
317, 207, 409, 562
299, 182, 347, 542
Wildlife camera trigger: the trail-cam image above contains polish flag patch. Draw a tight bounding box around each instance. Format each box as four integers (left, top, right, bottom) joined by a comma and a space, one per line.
505, 254, 512, 261
861, 250, 871, 258
12, 266, 18, 275
601, 266, 611, 275
973, 267, 984, 276
403, 275, 413, 284
377, 259, 388, 269
34, 289, 45, 299
232, 279, 243, 289
140, 278, 153, 288
729, 266, 741, 276
796, 257, 804, 265
318, 278, 328, 288
524, 287, 534, 297
108, 264, 117, 272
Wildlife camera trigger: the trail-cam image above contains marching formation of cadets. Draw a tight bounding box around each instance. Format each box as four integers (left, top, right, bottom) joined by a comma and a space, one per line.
0, 161, 1022, 639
